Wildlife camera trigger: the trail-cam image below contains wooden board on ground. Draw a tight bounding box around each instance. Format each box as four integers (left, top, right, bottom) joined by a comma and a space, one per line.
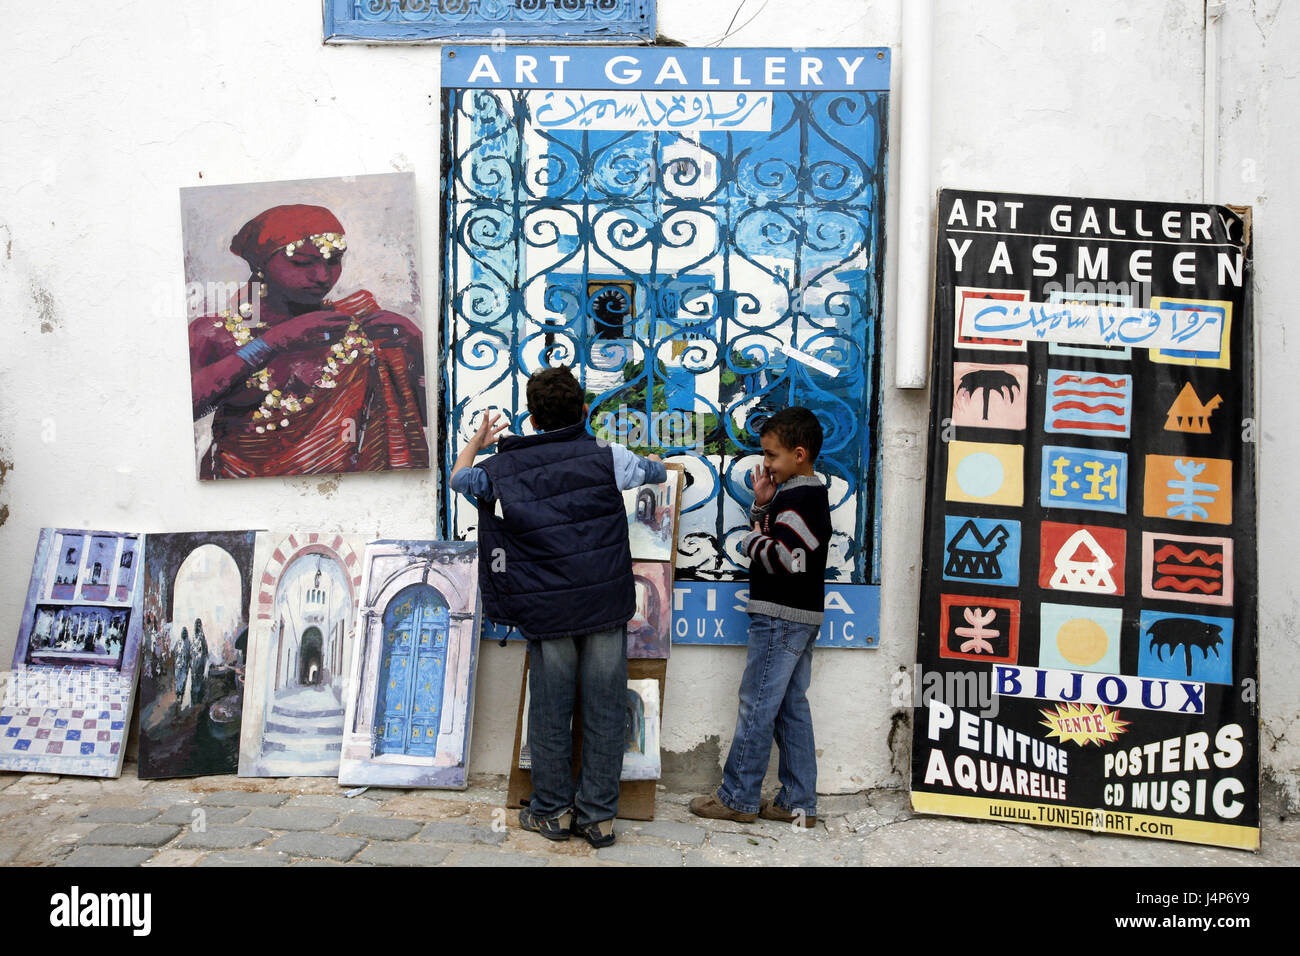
507, 656, 667, 821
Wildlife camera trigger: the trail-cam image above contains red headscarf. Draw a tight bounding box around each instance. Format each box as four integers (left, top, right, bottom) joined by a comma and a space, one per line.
230, 205, 345, 270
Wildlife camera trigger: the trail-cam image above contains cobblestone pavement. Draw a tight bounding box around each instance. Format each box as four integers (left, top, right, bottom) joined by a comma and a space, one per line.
0, 765, 1295, 866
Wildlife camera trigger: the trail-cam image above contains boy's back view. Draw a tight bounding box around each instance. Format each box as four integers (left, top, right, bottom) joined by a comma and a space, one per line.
450, 367, 664, 847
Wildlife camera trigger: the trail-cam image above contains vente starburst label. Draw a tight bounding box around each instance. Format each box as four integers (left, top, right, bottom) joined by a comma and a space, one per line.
1039, 702, 1129, 746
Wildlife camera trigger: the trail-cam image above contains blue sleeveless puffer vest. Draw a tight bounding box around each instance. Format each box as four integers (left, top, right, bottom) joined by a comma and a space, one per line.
476, 422, 635, 639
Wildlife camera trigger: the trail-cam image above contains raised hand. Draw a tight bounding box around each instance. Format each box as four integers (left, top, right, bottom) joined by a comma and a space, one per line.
472, 409, 510, 451
751, 463, 776, 507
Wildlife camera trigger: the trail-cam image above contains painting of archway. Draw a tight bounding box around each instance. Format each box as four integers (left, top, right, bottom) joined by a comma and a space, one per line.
628, 561, 672, 658
339, 540, 481, 788
239, 532, 364, 777
138, 531, 257, 778
299, 628, 324, 685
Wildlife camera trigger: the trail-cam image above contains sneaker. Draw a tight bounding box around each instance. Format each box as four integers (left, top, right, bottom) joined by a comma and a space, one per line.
572, 817, 617, 848
688, 793, 758, 823
518, 805, 572, 841
759, 799, 816, 828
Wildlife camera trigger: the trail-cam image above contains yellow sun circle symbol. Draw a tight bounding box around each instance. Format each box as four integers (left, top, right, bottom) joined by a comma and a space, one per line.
1056, 618, 1108, 667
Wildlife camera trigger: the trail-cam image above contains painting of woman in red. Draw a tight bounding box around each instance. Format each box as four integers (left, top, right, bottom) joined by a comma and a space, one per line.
188, 203, 430, 479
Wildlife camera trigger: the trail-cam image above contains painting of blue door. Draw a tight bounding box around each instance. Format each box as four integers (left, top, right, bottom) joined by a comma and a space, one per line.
374, 584, 450, 757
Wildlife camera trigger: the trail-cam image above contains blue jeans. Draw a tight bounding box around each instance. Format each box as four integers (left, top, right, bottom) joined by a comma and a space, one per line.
718, 613, 819, 815
526, 626, 627, 827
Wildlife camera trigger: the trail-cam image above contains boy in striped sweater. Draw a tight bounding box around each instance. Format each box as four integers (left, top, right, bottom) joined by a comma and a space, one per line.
690, 407, 830, 828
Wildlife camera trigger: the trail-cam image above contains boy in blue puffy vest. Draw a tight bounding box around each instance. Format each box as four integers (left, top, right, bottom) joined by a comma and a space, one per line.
450, 367, 664, 847
689, 406, 830, 828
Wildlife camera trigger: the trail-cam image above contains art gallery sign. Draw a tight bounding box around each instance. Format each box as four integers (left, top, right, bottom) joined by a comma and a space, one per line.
439, 45, 890, 649
910, 189, 1258, 850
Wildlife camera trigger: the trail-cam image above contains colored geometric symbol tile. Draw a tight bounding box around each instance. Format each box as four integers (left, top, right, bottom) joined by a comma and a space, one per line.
943, 516, 1021, 587
1038, 521, 1126, 596
946, 441, 1024, 507
1141, 531, 1234, 606
1149, 296, 1232, 369
1164, 382, 1223, 434
1038, 603, 1123, 675
1041, 446, 1127, 514
939, 594, 1020, 664
952, 363, 1028, 430
1142, 454, 1232, 525
954, 286, 1028, 351
1044, 369, 1132, 438
1048, 341, 1132, 361
1138, 610, 1233, 685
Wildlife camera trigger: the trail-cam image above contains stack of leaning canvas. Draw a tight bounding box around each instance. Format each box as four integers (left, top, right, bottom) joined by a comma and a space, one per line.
0, 528, 483, 789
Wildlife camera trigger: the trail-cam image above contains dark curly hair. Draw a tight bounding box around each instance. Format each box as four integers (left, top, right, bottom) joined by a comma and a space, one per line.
526, 366, 586, 431
758, 406, 824, 461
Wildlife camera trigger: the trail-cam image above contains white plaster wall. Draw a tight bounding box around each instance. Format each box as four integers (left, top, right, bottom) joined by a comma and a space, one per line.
1216, 0, 1300, 801
0, 0, 1295, 797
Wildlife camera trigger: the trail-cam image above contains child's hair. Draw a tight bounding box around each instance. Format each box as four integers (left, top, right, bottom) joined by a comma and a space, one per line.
526, 366, 586, 431
759, 406, 823, 461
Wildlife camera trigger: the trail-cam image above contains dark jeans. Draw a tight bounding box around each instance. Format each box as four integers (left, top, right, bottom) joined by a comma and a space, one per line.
717, 613, 819, 815
527, 626, 627, 827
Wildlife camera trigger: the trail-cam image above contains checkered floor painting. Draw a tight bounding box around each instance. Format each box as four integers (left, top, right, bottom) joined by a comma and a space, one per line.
0, 670, 133, 776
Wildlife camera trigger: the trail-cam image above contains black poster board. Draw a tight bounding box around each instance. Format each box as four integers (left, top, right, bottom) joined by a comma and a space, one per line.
910, 189, 1258, 850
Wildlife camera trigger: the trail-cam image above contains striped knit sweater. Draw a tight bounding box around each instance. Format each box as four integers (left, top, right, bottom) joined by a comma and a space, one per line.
740, 475, 831, 625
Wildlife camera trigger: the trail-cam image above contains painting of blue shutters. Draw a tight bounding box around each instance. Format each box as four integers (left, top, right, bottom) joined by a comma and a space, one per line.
374, 584, 450, 757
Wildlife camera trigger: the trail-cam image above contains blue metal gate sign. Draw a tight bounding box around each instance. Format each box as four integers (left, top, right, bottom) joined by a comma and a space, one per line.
325, 1, 656, 44
439, 46, 889, 646
482, 583, 879, 648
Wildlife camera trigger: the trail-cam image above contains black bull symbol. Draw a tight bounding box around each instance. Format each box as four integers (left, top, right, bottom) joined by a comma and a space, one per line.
1147, 618, 1224, 677
957, 369, 1021, 421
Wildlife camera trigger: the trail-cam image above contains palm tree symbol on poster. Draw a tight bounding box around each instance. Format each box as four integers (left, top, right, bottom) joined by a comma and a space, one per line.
1138, 611, 1233, 685
955, 367, 1022, 423
951, 361, 1029, 429
1148, 618, 1224, 677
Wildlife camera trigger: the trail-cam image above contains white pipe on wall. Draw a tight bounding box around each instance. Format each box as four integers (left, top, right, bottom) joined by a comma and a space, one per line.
893, 0, 933, 389
1204, 0, 1225, 201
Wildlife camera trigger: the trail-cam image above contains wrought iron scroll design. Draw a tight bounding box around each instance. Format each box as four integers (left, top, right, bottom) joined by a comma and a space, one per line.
353, 0, 637, 21
439, 87, 887, 584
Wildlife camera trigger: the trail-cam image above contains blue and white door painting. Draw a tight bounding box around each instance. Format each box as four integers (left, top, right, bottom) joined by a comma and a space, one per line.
339, 541, 483, 788
374, 584, 451, 757
439, 47, 889, 646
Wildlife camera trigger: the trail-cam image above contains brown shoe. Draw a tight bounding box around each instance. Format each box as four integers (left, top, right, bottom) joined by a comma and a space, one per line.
760, 799, 816, 828
689, 794, 758, 823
